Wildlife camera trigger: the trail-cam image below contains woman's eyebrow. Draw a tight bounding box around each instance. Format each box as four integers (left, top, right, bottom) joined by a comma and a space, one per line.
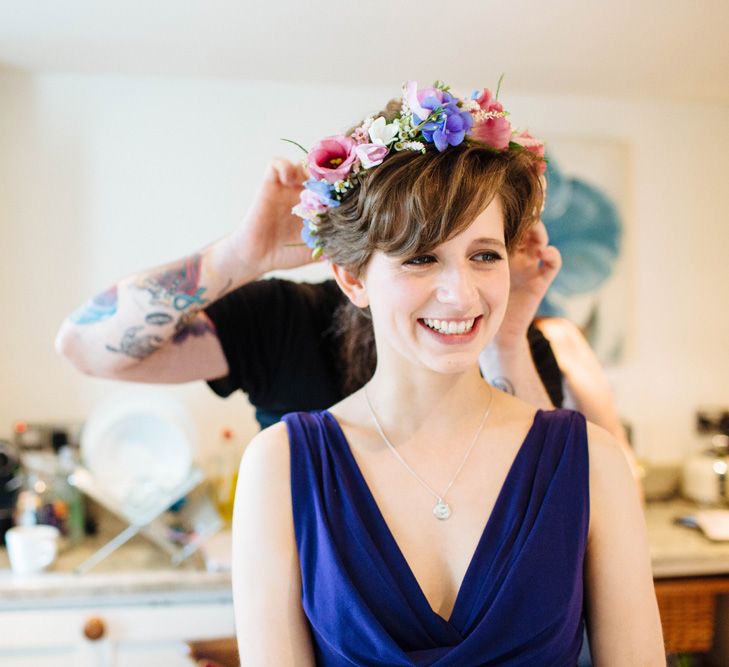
469, 237, 506, 249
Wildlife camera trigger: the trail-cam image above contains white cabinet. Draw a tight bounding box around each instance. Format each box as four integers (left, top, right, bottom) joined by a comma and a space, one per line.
0, 600, 235, 667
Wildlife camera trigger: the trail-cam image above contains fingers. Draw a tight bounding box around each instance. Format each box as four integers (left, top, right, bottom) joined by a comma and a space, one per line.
268, 158, 307, 188
539, 244, 562, 272
526, 220, 549, 249
515, 220, 549, 257
537, 246, 562, 292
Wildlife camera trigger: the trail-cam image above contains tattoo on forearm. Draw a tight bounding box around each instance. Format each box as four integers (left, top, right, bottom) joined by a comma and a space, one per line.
145, 312, 174, 326
172, 311, 216, 344
70, 286, 118, 325
492, 377, 515, 395
106, 326, 163, 359
138, 254, 209, 311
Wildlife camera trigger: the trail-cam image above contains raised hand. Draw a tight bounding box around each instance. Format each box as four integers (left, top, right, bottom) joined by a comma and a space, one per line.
230, 158, 316, 275
495, 220, 562, 349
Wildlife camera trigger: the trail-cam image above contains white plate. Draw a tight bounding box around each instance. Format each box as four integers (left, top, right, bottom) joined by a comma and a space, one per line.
81, 390, 194, 509
695, 510, 729, 541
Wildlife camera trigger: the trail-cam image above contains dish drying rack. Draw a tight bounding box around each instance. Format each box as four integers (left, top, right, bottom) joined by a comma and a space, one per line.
71, 464, 221, 573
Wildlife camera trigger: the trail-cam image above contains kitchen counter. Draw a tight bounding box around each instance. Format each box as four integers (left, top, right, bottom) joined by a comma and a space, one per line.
3, 497, 729, 605
2, 497, 726, 606
0, 508, 236, 666
0, 511, 231, 611
3, 496, 729, 662
645, 497, 729, 578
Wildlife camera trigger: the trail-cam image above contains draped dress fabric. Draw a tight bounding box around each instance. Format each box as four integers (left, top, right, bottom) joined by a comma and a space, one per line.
284, 408, 589, 666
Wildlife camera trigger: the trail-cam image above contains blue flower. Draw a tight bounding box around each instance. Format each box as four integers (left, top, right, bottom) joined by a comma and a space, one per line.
304, 179, 340, 208
300, 223, 320, 250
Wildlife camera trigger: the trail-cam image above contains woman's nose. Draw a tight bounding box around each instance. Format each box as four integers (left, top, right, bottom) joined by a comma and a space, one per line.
435, 266, 479, 307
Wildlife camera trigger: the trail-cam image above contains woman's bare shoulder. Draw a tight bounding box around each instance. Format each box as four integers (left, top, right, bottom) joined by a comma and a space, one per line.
234, 423, 294, 561
239, 421, 291, 487
584, 420, 642, 534
585, 421, 633, 483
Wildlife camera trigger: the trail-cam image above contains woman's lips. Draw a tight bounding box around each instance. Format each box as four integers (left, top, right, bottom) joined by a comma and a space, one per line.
417, 315, 483, 345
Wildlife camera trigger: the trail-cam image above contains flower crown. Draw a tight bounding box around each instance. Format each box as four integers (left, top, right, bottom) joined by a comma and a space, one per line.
291, 79, 546, 258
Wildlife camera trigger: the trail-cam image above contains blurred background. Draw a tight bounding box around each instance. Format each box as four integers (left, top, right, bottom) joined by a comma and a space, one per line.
1, 0, 728, 465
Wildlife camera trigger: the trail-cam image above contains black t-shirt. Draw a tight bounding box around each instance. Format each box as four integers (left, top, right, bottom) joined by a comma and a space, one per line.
206, 279, 563, 428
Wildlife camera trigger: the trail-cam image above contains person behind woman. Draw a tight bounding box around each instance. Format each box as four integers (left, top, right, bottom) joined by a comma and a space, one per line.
232, 81, 664, 665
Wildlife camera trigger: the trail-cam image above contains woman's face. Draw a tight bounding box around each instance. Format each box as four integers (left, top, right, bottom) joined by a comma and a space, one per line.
362, 196, 509, 375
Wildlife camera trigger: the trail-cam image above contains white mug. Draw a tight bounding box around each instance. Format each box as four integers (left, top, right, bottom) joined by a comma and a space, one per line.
5, 525, 60, 575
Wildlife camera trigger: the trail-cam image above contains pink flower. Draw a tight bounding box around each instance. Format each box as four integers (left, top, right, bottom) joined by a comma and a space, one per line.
297, 188, 329, 215
405, 81, 445, 121
308, 135, 358, 184
351, 126, 370, 144
512, 129, 547, 174
469, 88, 512, 150
355, 143, 389, 169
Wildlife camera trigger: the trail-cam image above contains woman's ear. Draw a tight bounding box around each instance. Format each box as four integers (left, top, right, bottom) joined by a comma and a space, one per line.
331, 263, 369, 308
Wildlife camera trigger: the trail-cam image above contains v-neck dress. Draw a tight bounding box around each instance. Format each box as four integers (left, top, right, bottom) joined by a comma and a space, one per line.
284, 408, 589, 666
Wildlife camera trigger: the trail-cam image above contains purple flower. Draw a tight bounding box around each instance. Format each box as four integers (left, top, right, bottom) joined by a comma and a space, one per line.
420, 96, 473, 151
407, 85, 474, 152
411, 88, 450, 125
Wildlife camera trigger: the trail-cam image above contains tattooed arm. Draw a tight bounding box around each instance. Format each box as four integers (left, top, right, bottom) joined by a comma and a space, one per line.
55, 159, 312, 383
480, 221, 562, 409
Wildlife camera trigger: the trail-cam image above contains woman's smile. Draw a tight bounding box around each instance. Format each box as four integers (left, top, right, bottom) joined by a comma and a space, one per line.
418, 315, 483, 344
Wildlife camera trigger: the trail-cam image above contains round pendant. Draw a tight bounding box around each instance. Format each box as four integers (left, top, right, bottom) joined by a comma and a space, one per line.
433, 500, 451, 520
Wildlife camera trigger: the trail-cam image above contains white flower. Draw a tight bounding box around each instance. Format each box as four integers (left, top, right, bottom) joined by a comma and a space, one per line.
401, 141, 425, 152
461, 98, 480, 112
360, 116, 375, 132
368, 116, 400, 147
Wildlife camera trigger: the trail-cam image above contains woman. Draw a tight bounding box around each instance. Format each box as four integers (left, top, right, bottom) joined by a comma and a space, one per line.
232, 81, 664, 665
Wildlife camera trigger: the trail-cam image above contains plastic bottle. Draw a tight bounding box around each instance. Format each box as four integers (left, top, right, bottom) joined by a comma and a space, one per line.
211, 428, 241, 525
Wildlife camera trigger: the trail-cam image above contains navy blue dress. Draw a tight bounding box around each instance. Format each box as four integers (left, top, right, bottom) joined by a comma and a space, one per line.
284, 408, 589, 666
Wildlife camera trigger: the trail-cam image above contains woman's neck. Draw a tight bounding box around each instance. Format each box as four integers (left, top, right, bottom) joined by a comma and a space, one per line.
364, 362, 492, 442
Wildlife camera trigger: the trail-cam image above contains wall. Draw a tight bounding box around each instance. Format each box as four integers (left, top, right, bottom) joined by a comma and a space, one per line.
1, 71, 728, 462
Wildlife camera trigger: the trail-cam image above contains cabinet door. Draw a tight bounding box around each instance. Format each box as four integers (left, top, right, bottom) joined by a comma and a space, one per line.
0, 607, 111, 667
111, 602, 236, 667
0, 602, 235, 667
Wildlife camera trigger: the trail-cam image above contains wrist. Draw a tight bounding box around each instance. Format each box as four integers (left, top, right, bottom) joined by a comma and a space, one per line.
490, 330, 531, 358
209, 233, 267, 287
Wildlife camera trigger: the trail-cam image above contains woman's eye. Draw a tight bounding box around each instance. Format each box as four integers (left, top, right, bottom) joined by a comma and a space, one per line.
403, 255, 436, 266
472, 251, 503, 264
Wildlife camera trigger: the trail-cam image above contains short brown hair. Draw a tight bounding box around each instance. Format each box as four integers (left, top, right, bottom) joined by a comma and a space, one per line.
323, 100, 545, 394
318, 104, 543, 276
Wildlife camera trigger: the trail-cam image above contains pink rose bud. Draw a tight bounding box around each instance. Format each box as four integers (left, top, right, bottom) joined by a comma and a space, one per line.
470, 88, 512, 151
512, 130, 547, 173
355, 143, 389, 169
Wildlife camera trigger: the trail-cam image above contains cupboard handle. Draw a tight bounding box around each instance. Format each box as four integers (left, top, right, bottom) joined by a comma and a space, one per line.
83, 616, 106, 641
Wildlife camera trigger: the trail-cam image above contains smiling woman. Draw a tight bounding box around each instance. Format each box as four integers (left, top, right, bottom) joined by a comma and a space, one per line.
312, 112, 543, 395
232, 81, 665, 666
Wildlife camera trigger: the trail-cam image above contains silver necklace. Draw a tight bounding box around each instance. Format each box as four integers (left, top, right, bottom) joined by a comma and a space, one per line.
363, 384, 493, 520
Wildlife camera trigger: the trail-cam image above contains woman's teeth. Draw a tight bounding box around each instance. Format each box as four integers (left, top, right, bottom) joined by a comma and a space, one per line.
423, 318, 475, 335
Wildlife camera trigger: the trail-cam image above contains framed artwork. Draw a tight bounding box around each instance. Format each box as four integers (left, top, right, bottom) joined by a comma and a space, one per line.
538, 136, 632, 365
